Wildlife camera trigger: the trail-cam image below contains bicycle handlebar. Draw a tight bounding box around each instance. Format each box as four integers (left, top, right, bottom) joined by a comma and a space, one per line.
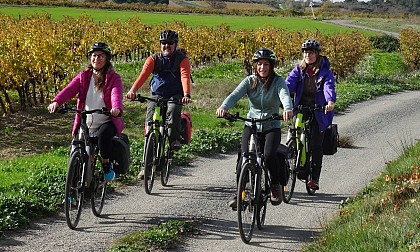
57, 104, 121, 117
131, 94, 183, 106
294, 104, 326, 112
218, 112, 283, 123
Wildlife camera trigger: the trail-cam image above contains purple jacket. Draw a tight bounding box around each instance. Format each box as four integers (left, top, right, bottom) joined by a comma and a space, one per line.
285, 56, 336, 132
52, 68, 124, 136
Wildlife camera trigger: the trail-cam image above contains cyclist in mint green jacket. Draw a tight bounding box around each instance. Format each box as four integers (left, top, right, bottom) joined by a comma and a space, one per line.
216, 48, 293, 207
285, 39, 336, 190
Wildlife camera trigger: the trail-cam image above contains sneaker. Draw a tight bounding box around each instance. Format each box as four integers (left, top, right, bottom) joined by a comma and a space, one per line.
103, 162, 115, 181
270, 184, 282, 206
171, 140, 181, 151
138, 169, 144, 180
228, 193, 237, 210
307, 179, 319, 190
62, 197, 77, 206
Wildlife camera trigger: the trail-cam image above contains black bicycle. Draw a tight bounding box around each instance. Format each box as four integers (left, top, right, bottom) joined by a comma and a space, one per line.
220, 112, 285, 244
58, 105, 113, 229
132, 95, 182, 194
283, 104, 325, 203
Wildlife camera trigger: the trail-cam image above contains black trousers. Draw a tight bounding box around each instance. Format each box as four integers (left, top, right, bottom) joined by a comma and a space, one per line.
96, 121, 117, 160
309, 117, 324, 181
237, 126, 286, 186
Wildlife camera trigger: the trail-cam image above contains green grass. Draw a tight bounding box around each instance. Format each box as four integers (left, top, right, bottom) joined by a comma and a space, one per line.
304, 142, 420, 252
0, 5, 375, 35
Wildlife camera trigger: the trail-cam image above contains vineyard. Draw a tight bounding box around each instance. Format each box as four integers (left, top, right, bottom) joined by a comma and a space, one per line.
0, 13, 419, 115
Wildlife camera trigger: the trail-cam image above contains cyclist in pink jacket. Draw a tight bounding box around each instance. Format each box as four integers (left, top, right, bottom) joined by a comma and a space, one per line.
48, 42, 124, 181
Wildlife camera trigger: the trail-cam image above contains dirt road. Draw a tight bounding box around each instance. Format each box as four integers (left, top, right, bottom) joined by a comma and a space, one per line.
1, 91, 420, 252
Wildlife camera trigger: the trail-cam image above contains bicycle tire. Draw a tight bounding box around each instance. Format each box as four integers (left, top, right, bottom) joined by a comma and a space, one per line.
256, 167, 268, 230
144, 133, 157, 194
160, 137, 172, 186
64, 150, 84, 229
283, 140, 298, 203
91, 159, 107, 217
237, 162, 257, 244
306, 174, 317, 195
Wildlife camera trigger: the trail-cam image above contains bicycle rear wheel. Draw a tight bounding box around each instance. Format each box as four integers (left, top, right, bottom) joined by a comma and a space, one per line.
91, 165, 107, 217
144, 133, 157, 194
64, 150, 84, 229
283, 140, 298, 203
256, 167, 268, 230
306, 174, 317, 195
237, 162, 257, 244
160, 136, 172, 186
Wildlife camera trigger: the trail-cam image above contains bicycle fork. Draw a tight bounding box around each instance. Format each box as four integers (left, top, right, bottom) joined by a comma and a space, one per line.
295, 113, 308, 168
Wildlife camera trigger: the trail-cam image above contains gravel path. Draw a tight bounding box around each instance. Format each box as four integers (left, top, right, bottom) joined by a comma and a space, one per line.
323, 19, 400, 38
1, 91, 420, 251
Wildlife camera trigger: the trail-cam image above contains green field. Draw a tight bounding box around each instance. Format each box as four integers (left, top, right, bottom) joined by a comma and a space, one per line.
0, 5, 375, 35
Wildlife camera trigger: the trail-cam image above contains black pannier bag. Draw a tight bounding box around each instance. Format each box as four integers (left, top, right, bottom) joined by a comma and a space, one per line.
111, 133, 130, 174
323, 124, 338, 155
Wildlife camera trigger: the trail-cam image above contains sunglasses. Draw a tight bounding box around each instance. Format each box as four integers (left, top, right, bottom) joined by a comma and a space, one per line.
160, 40, 175, 46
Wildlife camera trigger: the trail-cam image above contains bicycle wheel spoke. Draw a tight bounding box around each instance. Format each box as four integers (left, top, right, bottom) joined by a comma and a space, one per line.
91, 169, 107, 217
161, 147, 172, 186
237, 163, 256, 244
283, 140, 297, 203
65, 151, 84, 229
144, 134, 156, 194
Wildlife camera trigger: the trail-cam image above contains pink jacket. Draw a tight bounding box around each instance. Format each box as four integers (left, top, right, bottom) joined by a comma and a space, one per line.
52, 68, 124, 136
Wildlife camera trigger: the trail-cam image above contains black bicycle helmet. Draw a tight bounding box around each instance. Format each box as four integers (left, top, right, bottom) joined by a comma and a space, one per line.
301, 39, 321, 52
159, 29, 179, 42
88, 42, 112, 55
252, 48, 276, 64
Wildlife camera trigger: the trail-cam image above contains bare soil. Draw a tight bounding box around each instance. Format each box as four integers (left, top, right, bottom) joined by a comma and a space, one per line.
0, 105, 74, 160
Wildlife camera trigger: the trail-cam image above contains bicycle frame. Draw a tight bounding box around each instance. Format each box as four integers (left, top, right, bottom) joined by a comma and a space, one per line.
58, 104, 111, 229
133, 95, 181, 193
220, 112, 282, 243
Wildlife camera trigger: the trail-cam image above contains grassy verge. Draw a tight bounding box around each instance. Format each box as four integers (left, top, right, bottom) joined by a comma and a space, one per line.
304, 142, 420, 252
1, 51, 419, 249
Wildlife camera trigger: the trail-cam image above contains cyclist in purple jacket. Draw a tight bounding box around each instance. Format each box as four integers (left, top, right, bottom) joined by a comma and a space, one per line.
285, 39, 336, 190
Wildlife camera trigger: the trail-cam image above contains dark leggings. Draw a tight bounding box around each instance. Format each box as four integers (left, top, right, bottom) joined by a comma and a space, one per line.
237, 126, 286, 186
308, 116, 325, 181
96, 121, 117, 160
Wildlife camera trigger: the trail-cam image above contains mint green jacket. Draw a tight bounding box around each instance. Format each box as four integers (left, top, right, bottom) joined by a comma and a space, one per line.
220, 74, 292, 132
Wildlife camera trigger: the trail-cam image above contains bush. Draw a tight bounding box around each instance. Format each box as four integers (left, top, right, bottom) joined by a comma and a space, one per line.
369, 35, 400, 52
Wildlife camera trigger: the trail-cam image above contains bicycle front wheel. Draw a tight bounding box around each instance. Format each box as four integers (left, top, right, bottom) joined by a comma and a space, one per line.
256, 167, 268, 230
160, 143, 172, 186
64, 150, 84, 229
91, 165, 107, 217
237, 162, 257, 244
283, 140, 298, 203
144, 133, 157, 194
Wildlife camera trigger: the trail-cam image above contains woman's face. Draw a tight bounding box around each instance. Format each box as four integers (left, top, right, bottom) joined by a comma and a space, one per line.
303, 50, 317, 65
256, 59, 270, 78
90, 50, 107, 70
